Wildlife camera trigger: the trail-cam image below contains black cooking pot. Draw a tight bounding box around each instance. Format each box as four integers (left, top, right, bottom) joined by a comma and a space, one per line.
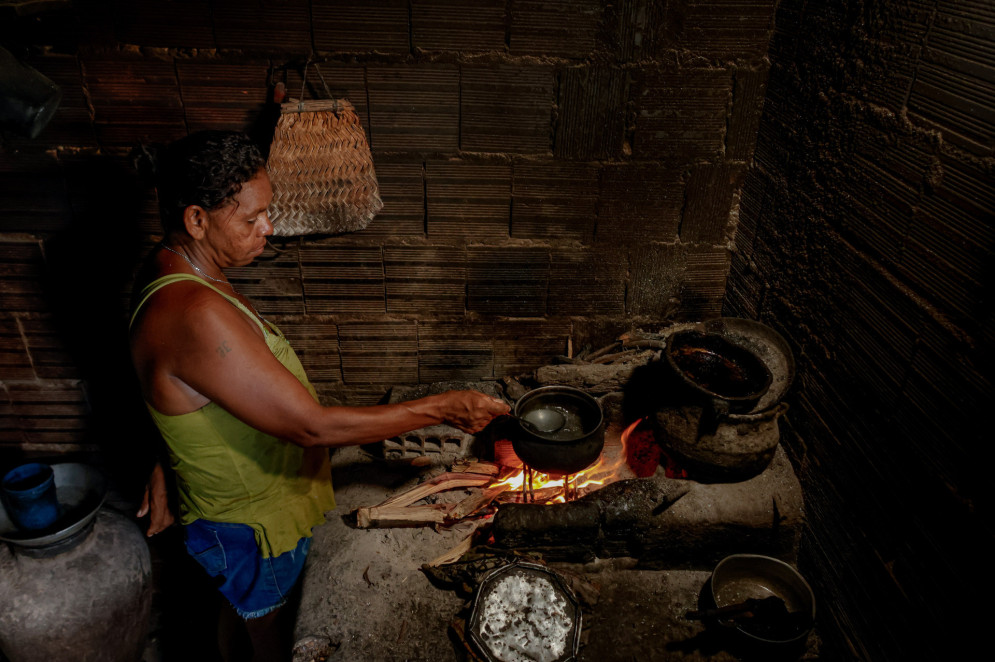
511, 386, 604, 475
665, 330, 773, 415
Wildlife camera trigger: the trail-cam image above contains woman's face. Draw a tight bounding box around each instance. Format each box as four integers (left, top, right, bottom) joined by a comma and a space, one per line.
204, 168, 274, 267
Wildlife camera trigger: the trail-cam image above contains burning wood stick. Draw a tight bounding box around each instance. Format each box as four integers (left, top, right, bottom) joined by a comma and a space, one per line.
494, 485, 567, 505
449, 483, 512, 521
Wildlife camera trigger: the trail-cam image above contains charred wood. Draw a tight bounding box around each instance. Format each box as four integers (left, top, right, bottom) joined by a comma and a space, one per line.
534, 363, 639, 393
491, 477, 691, 562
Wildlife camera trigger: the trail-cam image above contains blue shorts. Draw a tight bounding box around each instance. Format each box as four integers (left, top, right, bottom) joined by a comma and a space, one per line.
183, 519, 312, 620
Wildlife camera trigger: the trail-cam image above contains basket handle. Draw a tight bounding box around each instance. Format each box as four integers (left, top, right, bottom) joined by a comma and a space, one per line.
298, 58, 339, 113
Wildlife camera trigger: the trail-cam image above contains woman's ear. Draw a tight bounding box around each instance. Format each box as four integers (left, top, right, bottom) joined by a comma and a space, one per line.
182, 205, 208, 239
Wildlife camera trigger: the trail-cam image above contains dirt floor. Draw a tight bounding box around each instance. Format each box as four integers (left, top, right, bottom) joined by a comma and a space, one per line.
292, 445, 481, 661
291, 446, 820, 662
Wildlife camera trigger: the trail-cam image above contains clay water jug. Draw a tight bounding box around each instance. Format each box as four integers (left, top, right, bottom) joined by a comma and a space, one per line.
0, 464, 152, 662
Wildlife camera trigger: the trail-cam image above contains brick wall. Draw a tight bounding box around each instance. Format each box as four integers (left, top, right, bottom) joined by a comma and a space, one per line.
0, 1, 778, 462
724, 1, 993, 659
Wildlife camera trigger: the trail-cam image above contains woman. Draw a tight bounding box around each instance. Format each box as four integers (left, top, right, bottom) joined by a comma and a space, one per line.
129, 131, 508, 661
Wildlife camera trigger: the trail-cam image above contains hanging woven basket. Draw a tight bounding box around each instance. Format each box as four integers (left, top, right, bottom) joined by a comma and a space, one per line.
266, 97, 382, 236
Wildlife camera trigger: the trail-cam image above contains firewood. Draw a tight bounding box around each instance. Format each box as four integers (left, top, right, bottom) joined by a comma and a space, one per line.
377, 472, 493, 508
450, 460, 501, 476
552, 355, 587, 365
621, 339, 668, 351
585, 341, 622, 362
491, 477, 691, 559
449, 483, 511, 521
591, 348, 657, 365
534, 364, 638, 392
495, 485, 569, 504
425, 532, 475, 567
355, 504, 454, 528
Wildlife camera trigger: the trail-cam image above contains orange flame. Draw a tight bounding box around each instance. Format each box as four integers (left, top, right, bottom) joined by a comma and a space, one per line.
493, 418, 646, 503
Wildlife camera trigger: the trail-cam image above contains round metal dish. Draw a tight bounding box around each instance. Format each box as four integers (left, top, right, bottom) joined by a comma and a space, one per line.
710, 554, 815, 645
468, 561, 582, 662
0, 462, 108, 550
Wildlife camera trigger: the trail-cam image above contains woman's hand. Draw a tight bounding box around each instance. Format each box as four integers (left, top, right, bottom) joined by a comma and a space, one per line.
438, 390, 510, 433
137, 462, 175, 537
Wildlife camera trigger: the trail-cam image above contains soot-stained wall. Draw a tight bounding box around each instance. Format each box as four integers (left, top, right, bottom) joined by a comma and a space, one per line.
724, 1, 992, 659
1, 2, 776, 480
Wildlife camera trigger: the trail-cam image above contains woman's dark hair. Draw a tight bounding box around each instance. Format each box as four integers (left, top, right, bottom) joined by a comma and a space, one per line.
148, 131, 266, 234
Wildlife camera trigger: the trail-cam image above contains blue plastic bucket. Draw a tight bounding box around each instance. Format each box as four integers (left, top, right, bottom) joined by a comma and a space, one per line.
1, 463, 61, 531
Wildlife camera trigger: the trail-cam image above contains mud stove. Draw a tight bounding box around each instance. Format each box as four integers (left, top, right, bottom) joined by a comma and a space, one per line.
293, 320, 818, 662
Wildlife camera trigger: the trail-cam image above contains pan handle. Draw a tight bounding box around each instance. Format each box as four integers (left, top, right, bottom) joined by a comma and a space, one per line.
696, 398, 728, 439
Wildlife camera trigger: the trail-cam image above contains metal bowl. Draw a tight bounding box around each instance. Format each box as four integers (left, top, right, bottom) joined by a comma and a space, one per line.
0, 462, 107, 551
710, 554, 815, 646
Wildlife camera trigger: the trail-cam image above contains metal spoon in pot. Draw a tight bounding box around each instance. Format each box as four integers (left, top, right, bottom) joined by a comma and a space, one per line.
508, 408, 566, 434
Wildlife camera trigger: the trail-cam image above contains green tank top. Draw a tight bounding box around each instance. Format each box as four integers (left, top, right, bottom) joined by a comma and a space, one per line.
130, 273, 336, 557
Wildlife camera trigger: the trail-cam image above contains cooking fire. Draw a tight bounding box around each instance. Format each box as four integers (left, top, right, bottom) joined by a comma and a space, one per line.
321, 324, 814, 661
493, 417, 686, 505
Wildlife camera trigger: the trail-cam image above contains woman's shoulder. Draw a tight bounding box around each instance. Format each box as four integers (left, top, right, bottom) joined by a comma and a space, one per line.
146, 274, 238, 315
132, 272, 238, 337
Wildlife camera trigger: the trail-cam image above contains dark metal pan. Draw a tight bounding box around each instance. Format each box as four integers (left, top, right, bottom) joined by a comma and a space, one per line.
665, 330, 773, 413
709, 554, 815, 647
700, 317, 796, 411
510, 386, 604, 475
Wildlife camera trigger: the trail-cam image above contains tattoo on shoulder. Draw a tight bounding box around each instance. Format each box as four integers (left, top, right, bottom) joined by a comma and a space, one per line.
217, 340, 233, 358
